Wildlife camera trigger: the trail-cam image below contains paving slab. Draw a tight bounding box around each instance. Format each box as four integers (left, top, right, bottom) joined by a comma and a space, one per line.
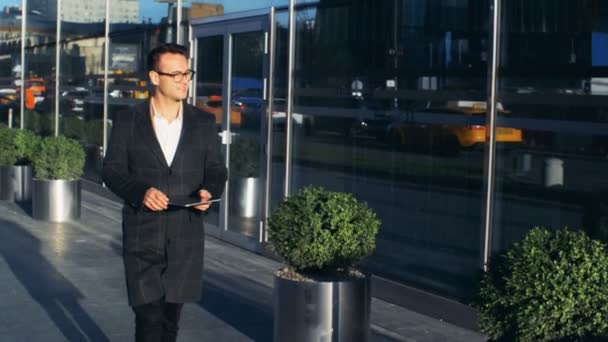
0, 190, 487, 341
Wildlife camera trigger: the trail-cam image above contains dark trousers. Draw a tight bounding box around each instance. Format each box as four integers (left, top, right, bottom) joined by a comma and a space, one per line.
132, 298, 184, 342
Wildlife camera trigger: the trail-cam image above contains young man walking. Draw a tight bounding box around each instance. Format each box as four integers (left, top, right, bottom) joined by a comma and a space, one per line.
102, 43, 227, 342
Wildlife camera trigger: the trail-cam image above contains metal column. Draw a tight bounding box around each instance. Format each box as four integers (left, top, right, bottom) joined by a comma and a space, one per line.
482, 0, 502, 270
284, 0, 296, 198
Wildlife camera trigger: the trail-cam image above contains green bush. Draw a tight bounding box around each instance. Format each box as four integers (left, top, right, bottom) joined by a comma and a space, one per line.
23, 110, 38, 132
478, 227, 608, 341
267, 186, 380, 273
24, 110, 54, 136
0, 127, 38, 166
32, 135, 85, 180
84, 119, 107, 146
61, 116, 85, 141
0, 126, 19, 166
230, 136, 260, 178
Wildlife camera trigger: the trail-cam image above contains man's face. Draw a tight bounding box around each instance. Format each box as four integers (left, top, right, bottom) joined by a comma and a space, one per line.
149, 52, 190, 101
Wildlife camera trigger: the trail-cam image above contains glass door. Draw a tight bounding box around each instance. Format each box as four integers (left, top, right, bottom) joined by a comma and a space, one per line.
193, 15, 269, 251
194, 33, 224, 233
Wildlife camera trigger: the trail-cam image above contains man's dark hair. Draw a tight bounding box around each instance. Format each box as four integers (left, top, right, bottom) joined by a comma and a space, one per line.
147, 43, 189, 72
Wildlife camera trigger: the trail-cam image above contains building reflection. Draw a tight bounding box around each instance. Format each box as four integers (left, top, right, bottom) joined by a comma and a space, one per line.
1, 0, 608, 328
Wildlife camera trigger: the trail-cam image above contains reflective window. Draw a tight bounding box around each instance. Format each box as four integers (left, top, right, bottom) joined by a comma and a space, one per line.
0, 0, 21, 127
23, 0, 56, 136
269, 11, 288, 211
187, 1, 290, 16
493, 1, 608, 251
227, 30, 265, 237
182, 1, 292, 50
195, 34, 224, 229
106, 0, 175, 169
58, 1, 105, 182
287, 0, 489, 300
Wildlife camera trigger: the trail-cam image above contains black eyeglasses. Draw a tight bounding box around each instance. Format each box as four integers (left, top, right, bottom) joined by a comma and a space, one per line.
154, 69, 195, 82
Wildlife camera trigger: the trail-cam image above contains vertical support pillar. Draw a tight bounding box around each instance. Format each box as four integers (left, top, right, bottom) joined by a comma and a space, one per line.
482, 0, 502, 270
284, 0, 296, 198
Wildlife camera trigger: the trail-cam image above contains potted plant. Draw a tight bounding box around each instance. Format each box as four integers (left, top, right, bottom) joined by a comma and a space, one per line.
268, 186, 380, 341
477, 227, 608, 341
31, 135, 85, 222
24, 110, 54, 136
229, 135, 261, 218
0, 126, 38, 201
61, 116, 85, 141
83, 119, 109, 175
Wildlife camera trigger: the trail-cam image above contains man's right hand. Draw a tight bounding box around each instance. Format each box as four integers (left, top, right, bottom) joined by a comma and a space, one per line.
143, 187, 168, 211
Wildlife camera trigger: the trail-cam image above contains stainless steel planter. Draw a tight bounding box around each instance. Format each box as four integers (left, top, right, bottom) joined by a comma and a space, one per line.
274, 272, 371, 342
32, 179, 81, 222
0, 165, 33, 202
14, 165, 33, 202
0, 165, 15, 200
230, 177, 261, 218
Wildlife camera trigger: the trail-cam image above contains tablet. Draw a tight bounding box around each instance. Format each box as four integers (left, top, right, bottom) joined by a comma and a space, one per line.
168, 196, 221, 208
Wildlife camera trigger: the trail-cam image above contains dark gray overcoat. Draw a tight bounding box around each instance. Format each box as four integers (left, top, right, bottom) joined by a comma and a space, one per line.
102, 100, 227, 307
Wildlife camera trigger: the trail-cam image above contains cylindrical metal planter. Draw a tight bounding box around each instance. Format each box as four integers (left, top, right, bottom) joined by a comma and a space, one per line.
0, 165, 16, 200
14, 165, 33, 202
32, 179, 81, 222
230, 177, 260, 218
274, 272, 371, 342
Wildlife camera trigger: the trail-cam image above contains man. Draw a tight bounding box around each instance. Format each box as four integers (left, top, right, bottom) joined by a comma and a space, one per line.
102, 43, 227, 342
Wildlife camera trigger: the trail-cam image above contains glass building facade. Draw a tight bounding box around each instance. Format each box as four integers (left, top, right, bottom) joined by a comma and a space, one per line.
2, 0, 608, 328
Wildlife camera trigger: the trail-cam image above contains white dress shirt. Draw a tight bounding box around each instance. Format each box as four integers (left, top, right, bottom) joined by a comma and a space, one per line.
150, 100, 183, 166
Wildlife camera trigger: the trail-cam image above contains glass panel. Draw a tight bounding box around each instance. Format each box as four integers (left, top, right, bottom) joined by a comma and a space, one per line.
107, 0, 175, 109
24, 0, 56, 137
195, 34, 224, 229
269, 11, 288, 212
106, 0, 174, 173
494, 1, 608, 251
227, 30, 265, 238
288, 0, 488, 301
185, 1, 291, 19
58, 2, 105, 182
183, 3, 225, 47
0, 1, 21, 128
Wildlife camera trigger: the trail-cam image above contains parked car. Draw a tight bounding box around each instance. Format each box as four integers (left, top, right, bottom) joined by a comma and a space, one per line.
196, 95, 242, 127
443, 100, 523, 147
61, 87, 90, 113
233, 88, 263, 129
35, 87, 91, 117
386, 100, 523, 155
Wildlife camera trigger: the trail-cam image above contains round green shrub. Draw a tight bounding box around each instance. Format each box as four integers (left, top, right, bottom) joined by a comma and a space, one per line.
32, 135, 85, 180
230, 136, 260, 178
267, 186, 380, 273
478, 227, 608, 341
0, 126, 19, 166
14, 129, 39, 165
61, 116, 85, 141
0, 127, 38, 166
84, 119, 107, 146
23, 110, 41, 133
24, 111, 54, 136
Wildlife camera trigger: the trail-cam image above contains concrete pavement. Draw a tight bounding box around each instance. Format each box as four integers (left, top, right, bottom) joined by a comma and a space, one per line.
0, 190, 487, 341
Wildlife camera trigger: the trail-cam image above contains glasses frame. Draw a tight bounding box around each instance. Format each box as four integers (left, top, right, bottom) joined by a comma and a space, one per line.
154, 69, 196, 82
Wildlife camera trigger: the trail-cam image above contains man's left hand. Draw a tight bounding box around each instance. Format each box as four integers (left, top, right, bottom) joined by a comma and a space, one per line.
193, 190, 213, 211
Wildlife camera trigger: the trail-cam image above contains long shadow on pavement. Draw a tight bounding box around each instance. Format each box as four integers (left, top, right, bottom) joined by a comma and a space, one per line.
199, 268, 273, 342
0, 217, 110, 341
14, 199, 31, 216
